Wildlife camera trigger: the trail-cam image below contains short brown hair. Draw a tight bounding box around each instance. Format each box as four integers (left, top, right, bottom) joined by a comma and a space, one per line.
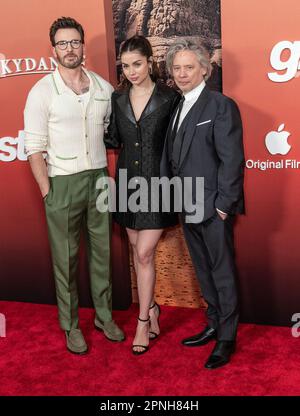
49, 17, 84, 47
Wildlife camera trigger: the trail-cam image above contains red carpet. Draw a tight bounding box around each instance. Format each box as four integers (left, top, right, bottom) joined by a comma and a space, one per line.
0, 301, 298, 396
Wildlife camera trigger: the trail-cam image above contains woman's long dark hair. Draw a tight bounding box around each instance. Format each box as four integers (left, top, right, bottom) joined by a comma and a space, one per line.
118, 35, 160, 90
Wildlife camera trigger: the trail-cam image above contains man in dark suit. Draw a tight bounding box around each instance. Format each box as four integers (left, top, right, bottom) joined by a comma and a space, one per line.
161, 39, 244, 369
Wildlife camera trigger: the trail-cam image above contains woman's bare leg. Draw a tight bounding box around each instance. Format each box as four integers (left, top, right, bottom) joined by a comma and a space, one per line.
126, 228, 163, 353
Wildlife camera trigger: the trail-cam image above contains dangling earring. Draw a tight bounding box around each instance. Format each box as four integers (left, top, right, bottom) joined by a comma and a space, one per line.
149, 66, 153, 75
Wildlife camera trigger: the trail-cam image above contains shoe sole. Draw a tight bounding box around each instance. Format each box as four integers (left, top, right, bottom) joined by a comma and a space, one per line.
67, 347, 89, 355
204, 359, 230, 369
94, 325, 125, 342
181, 337, 216, 347
132, 347, 149, 355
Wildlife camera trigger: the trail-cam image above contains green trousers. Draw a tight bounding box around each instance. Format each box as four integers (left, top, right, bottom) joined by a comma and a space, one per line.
44, 168, 112, 330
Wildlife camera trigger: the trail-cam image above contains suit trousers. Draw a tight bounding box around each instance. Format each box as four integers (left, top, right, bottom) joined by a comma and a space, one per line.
182, 212, 239, 341
44, 168, 112, 330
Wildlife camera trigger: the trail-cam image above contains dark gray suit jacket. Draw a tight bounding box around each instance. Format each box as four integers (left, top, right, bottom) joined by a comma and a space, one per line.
160, 86, 245, 223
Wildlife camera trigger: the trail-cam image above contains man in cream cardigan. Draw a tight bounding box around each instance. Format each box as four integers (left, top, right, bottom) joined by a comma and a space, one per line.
24, 17, 124, 354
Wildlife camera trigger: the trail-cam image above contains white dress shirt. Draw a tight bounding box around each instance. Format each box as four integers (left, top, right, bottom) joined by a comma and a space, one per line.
175, 80, 206, 131
24, 67, 113, 177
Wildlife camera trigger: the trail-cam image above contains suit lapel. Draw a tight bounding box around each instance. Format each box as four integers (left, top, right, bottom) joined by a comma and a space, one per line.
116, 92, 136, 125
178, 86, 210, 168
139, 84, 170, 121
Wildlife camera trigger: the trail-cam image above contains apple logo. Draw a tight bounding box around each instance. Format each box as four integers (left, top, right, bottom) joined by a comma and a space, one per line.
265, 124, 291, 155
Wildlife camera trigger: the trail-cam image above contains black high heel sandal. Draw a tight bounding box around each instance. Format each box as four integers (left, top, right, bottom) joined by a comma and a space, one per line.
132, 317, 150, 355
149, 302, 161, 340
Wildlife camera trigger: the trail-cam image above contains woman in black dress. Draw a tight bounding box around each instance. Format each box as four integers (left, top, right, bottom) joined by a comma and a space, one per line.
105, 35, 180, 355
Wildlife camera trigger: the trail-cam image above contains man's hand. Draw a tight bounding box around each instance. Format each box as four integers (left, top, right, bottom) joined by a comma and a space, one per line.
28, 153, 49, 199
216, 208, 228, 221
42, 186, 50, 199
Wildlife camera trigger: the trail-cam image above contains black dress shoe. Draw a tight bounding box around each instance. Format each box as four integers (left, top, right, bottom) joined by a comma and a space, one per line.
204, 340, 236, 369
181, 326, 216, 347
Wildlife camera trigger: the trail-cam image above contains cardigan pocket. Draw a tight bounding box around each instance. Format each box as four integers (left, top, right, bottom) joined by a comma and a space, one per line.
93, 98, 109, 124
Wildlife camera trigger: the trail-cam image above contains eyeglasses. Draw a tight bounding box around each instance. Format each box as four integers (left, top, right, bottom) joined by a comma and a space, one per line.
54, 39, 82, 50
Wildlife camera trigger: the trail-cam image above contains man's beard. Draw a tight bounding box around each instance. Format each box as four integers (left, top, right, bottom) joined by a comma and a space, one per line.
57, 52, 83, 69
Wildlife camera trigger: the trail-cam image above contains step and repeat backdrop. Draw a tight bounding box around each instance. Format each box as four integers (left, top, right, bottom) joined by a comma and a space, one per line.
0, 0, 299, 325
222, 0, 300, 325
0, 0, 131, 309
113, 0, 300, 325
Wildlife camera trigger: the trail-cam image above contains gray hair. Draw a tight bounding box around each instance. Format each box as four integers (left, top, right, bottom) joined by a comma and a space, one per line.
166, 39, 212, 81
